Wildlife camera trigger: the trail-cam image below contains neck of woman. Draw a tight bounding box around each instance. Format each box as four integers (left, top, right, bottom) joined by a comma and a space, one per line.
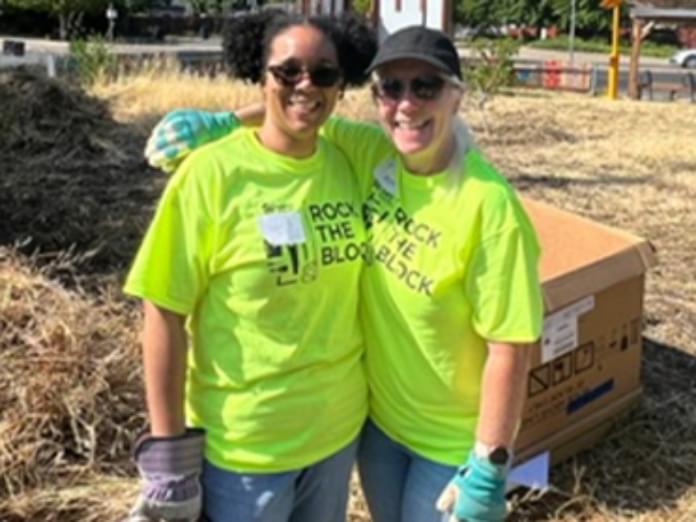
257, 121, 317, 159
403, 135, 456, 175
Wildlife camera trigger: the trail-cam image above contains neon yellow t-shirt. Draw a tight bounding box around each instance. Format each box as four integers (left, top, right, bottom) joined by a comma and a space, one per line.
124, 128, 368, 472
323, 117, 543, 465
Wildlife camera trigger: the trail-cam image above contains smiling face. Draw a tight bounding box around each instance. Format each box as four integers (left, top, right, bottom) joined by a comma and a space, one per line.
260, 24, 342, 155
374, 59, 462, 173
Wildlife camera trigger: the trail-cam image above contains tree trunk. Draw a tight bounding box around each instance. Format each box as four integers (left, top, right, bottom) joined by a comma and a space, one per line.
59, 13, 68, 40
58, 11, 85, 40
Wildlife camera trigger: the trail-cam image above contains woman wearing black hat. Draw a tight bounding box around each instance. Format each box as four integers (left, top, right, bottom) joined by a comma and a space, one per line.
147, 24, 542, 522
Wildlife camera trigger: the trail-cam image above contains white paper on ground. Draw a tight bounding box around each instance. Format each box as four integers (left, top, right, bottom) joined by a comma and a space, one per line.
506, 451, 550, 492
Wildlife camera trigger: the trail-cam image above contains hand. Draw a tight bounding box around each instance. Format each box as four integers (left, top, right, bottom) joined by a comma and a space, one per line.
145, 109, 239, 173
436, 451, 508, 522
127, 428, 205, 522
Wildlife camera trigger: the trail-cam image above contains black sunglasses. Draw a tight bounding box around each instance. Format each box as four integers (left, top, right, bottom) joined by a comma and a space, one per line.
267, 61, 343, 88
372, 74, 450, 102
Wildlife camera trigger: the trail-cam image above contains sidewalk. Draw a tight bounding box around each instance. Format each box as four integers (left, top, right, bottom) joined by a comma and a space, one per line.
0, 34, 223, 56
517, 46, 670, 69
458, 44, 678, 70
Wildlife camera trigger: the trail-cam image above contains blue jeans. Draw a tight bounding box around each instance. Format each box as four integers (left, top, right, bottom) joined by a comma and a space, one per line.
358, 420, 457, 522
201, 438, 358, 522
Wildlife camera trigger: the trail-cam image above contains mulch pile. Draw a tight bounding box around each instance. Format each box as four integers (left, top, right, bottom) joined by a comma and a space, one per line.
0, 68, 164, 282
0, 69, 154, 520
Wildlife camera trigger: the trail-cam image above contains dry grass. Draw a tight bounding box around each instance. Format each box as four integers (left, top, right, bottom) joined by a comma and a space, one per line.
0, 248, 144, 519
461, 91, 696, 357
91, 66, 261, 130
1, 67, 694, 521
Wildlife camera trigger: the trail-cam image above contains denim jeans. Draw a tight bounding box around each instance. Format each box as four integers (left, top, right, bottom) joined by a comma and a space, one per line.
358, 419, 457, 522
201, 438, 358, 522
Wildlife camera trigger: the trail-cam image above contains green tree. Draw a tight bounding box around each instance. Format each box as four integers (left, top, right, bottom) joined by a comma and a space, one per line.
456, 0, 555, 35
183, 0, 251, 15
4, 0, 123, 39
351, 0, 372, 15
548, 0, 619, 34
5, 0, 156, 38
186, 0, 209, 14
456, 0, 626, 36
523, 0, 555, 29
455, 0, 499, 32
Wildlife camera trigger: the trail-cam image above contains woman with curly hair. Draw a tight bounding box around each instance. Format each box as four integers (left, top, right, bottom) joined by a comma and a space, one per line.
124, 11, 376, 522
145, 23, 543, 522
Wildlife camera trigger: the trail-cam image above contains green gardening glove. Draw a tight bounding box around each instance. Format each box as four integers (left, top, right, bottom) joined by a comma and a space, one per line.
437, 450, 508, 522
145, 109, 240, 173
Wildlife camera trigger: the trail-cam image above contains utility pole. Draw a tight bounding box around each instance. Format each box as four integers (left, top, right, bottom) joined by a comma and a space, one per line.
106, 3, 118, 42
569, 0, 576, 65
601, 0, 622, 100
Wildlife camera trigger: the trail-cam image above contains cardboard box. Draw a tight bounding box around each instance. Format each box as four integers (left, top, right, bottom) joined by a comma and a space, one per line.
514, 198, 656, 462
516, 388, 641, 465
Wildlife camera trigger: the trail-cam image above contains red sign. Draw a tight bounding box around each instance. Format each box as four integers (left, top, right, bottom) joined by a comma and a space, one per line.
600, 0, 622, 9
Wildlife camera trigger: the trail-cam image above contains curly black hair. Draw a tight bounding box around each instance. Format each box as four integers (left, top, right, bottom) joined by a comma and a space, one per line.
221, 10, 376, 87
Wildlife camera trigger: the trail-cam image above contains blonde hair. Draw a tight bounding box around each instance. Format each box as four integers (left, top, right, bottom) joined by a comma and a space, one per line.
445, 115, 474, 187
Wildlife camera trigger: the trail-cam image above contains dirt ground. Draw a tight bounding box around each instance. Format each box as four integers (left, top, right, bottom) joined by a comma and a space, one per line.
1, 68, 694, 521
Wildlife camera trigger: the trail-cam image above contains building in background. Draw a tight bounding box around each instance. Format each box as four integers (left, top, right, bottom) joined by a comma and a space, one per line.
297, 0, 453, 39
373, 0, 453, 39
297, 0, 350, 16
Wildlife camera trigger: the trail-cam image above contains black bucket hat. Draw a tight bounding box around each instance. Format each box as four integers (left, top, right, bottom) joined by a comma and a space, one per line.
366, 26, 462, 80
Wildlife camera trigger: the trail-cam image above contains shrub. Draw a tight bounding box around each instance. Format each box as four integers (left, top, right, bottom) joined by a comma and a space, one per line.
69, 35, 118, 85
464, 37, 521, 100
351, 0, 372, 15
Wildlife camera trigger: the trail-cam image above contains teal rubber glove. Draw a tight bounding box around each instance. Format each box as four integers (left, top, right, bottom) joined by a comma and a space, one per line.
145, 109, 239, 173
437, 451, 508, 522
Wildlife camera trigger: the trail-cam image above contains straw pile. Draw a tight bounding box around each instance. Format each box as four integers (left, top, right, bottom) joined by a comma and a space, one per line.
0, 247, 143, 520
1, 67, 695, 521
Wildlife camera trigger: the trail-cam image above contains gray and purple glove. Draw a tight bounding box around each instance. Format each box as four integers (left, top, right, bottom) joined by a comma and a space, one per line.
127, 427, 205, 522
145, 109, 239, 173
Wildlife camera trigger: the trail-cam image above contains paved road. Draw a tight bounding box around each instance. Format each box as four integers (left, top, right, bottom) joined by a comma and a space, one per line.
1, 34, 679, 66
515, 46, 671, 69
0, 34, 223, 56
2, 34, 692, 100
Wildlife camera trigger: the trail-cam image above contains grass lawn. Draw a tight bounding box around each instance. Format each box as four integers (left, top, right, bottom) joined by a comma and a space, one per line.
528, 35, 679, 59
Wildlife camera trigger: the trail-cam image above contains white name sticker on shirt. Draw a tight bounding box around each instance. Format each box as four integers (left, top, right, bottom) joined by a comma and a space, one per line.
541, 295, 595, 363
374, 159, 397, 195
258, 211, 306, 246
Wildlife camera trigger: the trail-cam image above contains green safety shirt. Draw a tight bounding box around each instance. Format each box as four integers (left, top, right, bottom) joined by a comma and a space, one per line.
124, 128, 368, 472
322, 117, 544, 465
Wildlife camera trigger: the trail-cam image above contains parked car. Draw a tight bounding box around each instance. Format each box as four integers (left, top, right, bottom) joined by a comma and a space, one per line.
670, 48, 696, 68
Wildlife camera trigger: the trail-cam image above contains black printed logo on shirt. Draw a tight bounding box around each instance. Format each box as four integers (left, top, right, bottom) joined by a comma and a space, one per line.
261, 201, 368, 287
